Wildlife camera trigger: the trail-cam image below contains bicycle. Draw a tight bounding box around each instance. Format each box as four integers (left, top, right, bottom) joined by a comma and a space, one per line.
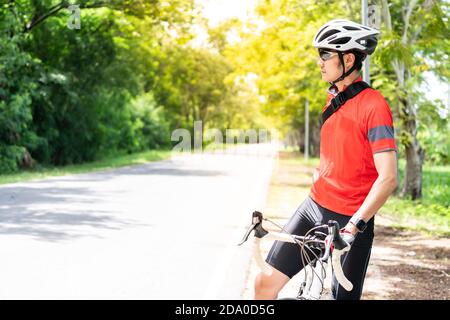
238, 211, 355, 300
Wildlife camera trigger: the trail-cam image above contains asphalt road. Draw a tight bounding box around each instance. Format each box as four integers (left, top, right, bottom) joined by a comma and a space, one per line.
0, 144, 277, 299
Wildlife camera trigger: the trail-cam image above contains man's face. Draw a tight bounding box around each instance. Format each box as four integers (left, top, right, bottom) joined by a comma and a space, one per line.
317, 49, 342, 83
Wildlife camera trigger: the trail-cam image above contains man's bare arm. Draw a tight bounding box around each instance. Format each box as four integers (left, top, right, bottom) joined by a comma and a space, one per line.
345, 151, 398, 234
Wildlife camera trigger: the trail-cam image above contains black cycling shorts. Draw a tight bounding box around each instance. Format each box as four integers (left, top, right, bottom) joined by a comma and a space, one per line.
265, 196, 374, 300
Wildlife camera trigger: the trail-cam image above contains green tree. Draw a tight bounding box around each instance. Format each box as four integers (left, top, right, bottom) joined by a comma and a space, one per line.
224, 0, 350, 152
0, 0, 197, 171
374, 0, 449, 199
0, 5, 42, 172
151, 45, 232, 131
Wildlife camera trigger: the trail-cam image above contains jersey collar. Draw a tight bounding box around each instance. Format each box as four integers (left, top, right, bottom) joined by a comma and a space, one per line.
328, 75, 363, 96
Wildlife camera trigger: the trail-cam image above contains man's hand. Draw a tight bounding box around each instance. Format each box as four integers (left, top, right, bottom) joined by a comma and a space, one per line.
340, 228, 356, 247
344, 222, 358, 235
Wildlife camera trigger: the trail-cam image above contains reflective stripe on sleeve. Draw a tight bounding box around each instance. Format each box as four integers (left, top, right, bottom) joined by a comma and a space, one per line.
368, 125, 394, 142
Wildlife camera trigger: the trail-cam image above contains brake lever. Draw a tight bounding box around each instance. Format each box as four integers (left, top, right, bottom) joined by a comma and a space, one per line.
328, 220, 348, 250
237, 211, 268, 246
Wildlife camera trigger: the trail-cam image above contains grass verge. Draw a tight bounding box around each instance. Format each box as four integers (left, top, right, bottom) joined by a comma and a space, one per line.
0, 149, 172, 185
382, 160, 450, 237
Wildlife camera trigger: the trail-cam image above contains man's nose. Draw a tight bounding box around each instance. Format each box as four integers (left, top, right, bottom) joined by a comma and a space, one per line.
317, 58, 324, 67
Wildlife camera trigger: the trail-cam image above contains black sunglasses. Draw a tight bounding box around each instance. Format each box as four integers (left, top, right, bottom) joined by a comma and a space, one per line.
318, 49, 338, 61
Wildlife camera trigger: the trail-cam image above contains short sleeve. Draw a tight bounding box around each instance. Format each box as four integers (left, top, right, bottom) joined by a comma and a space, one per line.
364, 92, 398, 154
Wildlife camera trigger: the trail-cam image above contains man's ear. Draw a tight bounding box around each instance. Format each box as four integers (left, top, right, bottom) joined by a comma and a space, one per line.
345, 52, 355, 68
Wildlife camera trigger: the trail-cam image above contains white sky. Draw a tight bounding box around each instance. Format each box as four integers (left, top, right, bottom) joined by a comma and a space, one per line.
421, 73, 449, 117
195, 0, 259, 26
191, 0, 260, 47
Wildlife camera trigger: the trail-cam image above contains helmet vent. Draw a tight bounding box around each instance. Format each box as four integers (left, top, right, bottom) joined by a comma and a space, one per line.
329, 37, 351, 44
343, 26, 361, 31
314, 26, 328, 41
318, 29, 340, 42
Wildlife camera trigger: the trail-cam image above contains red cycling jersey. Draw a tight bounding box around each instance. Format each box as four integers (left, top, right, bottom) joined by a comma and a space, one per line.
310, 76, 397, 216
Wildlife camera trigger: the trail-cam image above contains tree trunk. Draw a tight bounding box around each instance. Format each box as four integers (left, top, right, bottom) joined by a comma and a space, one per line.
297, 128, 304, 153
380, 0, 435, 200
400, 107, 425, 200
393, 80, 425, 200
310, 121, 320, 157
402, 141, 424, 199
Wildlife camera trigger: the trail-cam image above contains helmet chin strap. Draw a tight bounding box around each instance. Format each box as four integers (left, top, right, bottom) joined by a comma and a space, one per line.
330, 52, 358, 87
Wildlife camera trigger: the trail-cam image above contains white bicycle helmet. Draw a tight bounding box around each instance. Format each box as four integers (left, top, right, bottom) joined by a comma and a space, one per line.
313, 19, 380, 84
313, 19, 380, 55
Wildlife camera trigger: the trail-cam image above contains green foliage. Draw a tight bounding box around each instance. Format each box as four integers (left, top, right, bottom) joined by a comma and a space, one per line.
0, 145, 24, 173
1, 0, 448, 177
0, 0, 198, 172
151, 45, 233, 130
371, 0, 449, 168
0, 10, 39, 172
224, 0, 369, 140
417, 110, 449, 165
127, 93, 172, 152
384, 161, 450, 236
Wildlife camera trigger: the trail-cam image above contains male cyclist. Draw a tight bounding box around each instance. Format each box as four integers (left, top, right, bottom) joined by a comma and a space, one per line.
254, 19, 398, 300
